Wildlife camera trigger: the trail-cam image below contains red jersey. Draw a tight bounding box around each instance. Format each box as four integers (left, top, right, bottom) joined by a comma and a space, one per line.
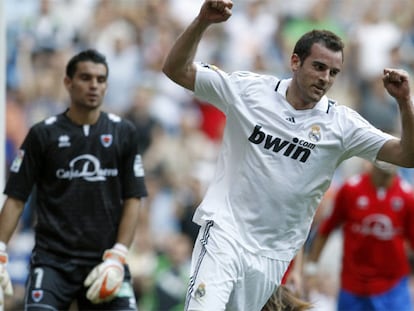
318, 173, 414, 295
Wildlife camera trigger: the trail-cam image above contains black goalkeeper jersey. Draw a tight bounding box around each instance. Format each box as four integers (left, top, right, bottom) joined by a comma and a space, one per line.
5, 111, 147, 264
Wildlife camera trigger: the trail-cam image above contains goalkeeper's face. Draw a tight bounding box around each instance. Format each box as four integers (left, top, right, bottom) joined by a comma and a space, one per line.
64, 61, 108, 111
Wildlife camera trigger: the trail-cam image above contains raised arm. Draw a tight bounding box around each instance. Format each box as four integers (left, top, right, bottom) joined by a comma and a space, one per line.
162, 0, 233, 91
377, 68, 414, 167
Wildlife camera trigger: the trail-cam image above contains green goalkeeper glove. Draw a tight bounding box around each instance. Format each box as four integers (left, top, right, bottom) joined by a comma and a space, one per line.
0, 248, 13, 306
83, 243, 127, 304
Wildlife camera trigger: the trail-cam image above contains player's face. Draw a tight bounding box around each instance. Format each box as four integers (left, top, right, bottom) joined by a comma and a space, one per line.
65, 61, 108, 110
292, 43, 342, 105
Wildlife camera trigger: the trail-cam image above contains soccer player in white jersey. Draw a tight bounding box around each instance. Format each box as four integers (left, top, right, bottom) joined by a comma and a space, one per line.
162, 1, 414, 310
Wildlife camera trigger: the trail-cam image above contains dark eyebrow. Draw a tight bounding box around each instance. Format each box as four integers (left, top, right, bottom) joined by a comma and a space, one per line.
313, 61, 341, 73
78, 72, 107, 80
312, 60, 327, 68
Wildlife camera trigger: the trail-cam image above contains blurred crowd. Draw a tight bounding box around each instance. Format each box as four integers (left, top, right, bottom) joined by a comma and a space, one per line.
4, 0, 414, 310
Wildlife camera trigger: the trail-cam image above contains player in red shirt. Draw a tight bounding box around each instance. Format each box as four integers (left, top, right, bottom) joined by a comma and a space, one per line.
306, 160, 414, 310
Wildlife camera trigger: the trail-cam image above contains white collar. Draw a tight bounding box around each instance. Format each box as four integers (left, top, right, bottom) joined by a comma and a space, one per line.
275, 78, 334, 113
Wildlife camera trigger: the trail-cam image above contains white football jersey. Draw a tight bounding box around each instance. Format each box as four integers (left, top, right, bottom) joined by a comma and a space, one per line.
193, 63, 393, 261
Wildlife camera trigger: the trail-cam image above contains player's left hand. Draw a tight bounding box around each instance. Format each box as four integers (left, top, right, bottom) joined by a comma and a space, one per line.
382, 68, 411, 103
83, 244, 128, 304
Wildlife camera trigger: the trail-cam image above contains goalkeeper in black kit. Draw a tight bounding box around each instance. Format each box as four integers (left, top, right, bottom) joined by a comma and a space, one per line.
0, 49, 147, 310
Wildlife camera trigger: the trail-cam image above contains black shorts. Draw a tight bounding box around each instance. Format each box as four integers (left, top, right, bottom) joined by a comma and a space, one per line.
24, 263, 137, 311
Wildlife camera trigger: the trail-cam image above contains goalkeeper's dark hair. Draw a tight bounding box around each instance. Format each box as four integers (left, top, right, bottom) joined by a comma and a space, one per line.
66, 49, 109, 79
293, 29, 344, 64
262, 285, 313, 311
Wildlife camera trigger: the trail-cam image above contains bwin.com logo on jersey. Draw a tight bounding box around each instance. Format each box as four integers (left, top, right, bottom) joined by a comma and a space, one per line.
248, 125, 316, 163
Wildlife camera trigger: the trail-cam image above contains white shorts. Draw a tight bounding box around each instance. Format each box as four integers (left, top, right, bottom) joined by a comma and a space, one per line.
184, 221, 290, 311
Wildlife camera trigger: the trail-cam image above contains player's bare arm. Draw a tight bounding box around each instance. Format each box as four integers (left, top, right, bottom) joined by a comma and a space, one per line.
0, 198, 25, 244
377, 68, 414, 167
116, 198, 141, 247
162, 0, 233, 91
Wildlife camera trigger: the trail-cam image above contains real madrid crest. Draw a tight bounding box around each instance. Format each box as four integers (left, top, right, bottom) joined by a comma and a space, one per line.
194, 282, 206, 299
308, 124, 322, 142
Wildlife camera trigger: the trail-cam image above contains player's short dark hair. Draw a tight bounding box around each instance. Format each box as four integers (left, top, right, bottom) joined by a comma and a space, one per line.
66, 49, 109, 78
293, 29, 344, 64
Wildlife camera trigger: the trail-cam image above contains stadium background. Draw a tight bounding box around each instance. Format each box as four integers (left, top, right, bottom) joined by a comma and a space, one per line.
3, 0, 414, 310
